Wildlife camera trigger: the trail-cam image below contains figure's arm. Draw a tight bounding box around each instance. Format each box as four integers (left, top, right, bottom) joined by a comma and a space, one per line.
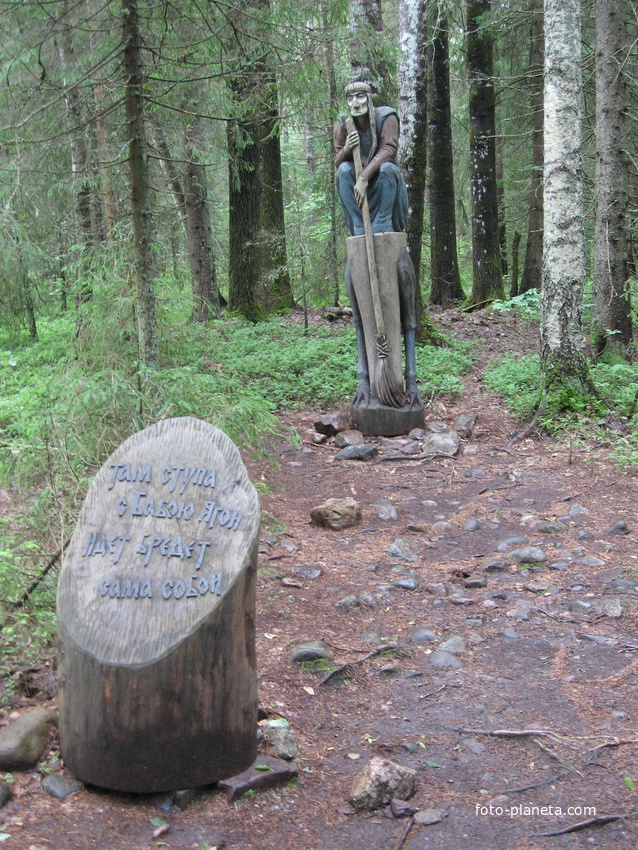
360, 114, 399, 182
334, 121, 360, 169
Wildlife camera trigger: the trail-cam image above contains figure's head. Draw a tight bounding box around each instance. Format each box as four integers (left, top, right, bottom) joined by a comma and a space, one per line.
345, 81, 372, 120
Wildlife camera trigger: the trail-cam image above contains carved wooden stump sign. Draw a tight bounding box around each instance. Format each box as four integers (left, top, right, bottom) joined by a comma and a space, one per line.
57, 417, 260, 793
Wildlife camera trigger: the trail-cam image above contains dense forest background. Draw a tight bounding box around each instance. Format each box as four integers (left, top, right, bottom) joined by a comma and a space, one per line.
1, 0, 638, 609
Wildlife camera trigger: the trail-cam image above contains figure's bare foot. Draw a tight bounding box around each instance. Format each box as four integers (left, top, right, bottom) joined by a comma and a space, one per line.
352, 379, 370, 407
404, 379, 421, 408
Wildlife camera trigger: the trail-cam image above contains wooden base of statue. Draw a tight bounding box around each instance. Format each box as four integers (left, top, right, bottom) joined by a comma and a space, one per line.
57, 418, 259, 793
347, 232, 425, 437
350, 398, 425, 437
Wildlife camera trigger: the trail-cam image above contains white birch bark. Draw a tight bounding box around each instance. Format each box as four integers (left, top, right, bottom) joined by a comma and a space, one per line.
398, 0, 420, 172
540, 0, 590, 389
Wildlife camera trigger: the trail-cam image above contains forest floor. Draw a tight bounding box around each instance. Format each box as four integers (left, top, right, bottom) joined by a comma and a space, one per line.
2, 307, 638, 849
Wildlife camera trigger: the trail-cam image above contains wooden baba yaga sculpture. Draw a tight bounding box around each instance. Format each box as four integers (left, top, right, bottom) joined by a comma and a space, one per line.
334, 81, 425, 436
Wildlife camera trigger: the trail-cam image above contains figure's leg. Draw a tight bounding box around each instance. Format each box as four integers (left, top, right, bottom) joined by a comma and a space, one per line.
397, 247, 421, 407
346, 261, 370, 406
336, 163, 363, 236
367, 163, 408, 233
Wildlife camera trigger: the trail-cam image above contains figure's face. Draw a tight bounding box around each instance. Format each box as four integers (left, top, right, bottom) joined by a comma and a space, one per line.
347, 91, 368, 118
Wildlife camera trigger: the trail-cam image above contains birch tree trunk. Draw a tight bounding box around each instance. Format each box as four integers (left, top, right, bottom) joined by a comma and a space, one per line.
541, 0, 593, 397
123, 0, 158, 369
591, 0, 631, 357
427, 3, 463, 304
467, 0, 503, 305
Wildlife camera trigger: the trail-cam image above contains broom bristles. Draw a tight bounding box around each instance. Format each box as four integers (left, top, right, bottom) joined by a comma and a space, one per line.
376, 335, 404, 408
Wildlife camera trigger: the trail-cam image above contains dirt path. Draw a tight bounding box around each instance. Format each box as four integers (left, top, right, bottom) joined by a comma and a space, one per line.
2, 309, 638, 849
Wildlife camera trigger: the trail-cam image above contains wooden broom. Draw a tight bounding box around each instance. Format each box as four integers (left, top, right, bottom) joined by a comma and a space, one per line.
346, 117, 404, 409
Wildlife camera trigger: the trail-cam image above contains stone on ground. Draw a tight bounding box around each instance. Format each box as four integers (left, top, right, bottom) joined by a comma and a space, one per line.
349, 756, 417, 811
310, 497, 361, 530
0, 708, 58, 771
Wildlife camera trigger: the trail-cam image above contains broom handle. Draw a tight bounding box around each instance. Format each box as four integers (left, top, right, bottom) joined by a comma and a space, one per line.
346, 117, 386, 338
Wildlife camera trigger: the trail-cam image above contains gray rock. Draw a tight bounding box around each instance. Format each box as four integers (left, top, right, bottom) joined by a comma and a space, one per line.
292, 567, 323, 580
439, 636, 466, 654
463, 519, 480, 531
173, 788, 198, 810
360, 631, 382, 643
335, 445, 378, 461
423, 583, 447, 597
592, 598, 624, 618
570, 600, 593, 615
580, 556, 606, 567
401, 441, 423, 456
464, 575, 487, 589
41, 773, 80, 800
423, 432, 460, 457
392, 576, 420, 591
606, 520, 629, 536
349, 757, 417, 811
0, 708, 58, 771
0, 780, 11, 808
265, 720, 299, 761
507, 602, 534, 620
337, 595, 361, 609
376, 499, 398, 521
463, 469, 486, 479
312, 432, 328, 445
414, 808, 448, 826
576, 529, 592, 540
506, 546, 547, 565
500, 628, 519, 640
409, 428, 425, 440
279, 539, 299, 552
290, 641, 330, 663
532, 521, 566, 533
310, 497, 361, 530
549, 561, 570, 571
484, 559, 509, 573
455, 414, 476, 439
496, 536, 528, 552
429, 650, 463, 669
335, 429, 365, 449
463, 738, 487, 755
390, 798, 418, 818
581, 634, 617, 646
610, 578, 636, 592
389, 539, 420, 562
314, 412, 350, 437
431, 521, 455, 535
409, 627, 437, 644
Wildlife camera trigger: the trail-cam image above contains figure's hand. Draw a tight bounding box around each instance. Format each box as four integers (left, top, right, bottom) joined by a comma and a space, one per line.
354, 176, 368, 207
404, 378, 421, 408
352, 378, 370, 407
343, 129, 360, 155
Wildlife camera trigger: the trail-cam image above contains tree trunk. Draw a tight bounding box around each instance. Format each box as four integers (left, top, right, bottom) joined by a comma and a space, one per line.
398, 0, 428, 340
592, 0, 631, 357
184, 121, 220, 322
227, 111, 263, 322
349, 0, 391, 100
123, 0, 158, 369
258, 82, 293, 314
520, 0, 544, 294
541, 0, 593, 397
467, 0, 503, 305
427, 6, 464, 305
94, 78, 117, 241
55, 7, 95, 306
